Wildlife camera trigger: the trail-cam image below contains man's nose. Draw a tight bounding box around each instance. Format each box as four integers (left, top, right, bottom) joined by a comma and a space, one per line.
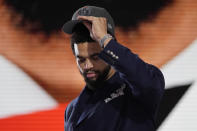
84, 59, 93, 70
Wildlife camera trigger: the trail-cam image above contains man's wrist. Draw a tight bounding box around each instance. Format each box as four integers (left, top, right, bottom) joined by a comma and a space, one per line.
99, 34, 113, 48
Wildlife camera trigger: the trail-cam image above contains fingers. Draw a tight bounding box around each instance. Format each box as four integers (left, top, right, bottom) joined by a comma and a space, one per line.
77, 16, 94, 22
77, 16, 106, 23
77, 15, 107, 42
77, 15, 107, 32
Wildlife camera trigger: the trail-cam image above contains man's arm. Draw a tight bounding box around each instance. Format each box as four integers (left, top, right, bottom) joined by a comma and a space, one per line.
99, 39, 165, 116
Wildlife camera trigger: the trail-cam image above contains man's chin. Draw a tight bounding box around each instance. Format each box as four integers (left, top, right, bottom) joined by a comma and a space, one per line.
87, 76, 97, 81
85, 77, 101, 87
81, 65, 111, 87
85, 78, 97, 84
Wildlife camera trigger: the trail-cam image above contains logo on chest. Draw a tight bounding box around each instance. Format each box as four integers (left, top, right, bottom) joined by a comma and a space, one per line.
104, 84, 126, 103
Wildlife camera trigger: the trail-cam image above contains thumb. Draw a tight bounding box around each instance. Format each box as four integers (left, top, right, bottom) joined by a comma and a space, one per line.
82, 21, 95, 40
82, 21, 92, 32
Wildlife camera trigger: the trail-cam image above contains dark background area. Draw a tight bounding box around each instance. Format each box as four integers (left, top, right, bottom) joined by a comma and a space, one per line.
3, 0, 173, 36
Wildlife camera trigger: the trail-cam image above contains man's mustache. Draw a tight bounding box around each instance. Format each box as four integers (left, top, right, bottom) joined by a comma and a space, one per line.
84, 70, 99, 74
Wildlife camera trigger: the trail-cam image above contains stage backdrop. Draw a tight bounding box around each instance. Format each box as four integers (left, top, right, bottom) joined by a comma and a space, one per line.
0, 0, 197, 130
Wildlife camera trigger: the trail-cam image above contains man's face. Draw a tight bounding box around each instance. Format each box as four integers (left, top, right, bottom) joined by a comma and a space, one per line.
74, 42, 110, 87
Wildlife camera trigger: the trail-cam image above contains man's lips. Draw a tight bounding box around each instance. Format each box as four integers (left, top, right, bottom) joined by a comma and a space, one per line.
86, 72, 97, 78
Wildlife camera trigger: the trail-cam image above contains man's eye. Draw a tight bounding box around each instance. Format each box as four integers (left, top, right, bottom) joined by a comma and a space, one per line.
78, 58, 85, 63
91, 55, 99, 60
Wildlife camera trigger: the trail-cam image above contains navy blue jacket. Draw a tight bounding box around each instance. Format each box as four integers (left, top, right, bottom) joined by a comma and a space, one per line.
64, 40, 165, 131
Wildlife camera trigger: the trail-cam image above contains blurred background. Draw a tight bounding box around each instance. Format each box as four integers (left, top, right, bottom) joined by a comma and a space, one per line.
0, 0, 197, 130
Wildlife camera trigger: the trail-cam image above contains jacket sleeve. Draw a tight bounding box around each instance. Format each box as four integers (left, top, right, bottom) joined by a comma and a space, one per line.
98, 39, 165, 115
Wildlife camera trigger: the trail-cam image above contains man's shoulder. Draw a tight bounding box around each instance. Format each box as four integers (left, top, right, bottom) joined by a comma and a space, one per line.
66, 97, 79, 111
66, 86, 88, 112
65, 97, 79, 120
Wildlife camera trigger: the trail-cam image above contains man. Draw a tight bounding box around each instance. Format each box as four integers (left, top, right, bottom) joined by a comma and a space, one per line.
62, 5, 165, 131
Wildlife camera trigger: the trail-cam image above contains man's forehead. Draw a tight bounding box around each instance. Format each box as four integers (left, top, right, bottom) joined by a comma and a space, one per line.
74, 42, 101, 56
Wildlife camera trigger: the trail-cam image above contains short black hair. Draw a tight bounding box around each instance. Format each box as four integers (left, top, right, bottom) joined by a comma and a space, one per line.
70, 23, 116, 55
70, 23, 95, 54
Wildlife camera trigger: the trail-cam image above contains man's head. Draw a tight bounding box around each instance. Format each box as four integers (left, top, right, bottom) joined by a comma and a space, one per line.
62, 6, 116, 89
71, 23, 111, 89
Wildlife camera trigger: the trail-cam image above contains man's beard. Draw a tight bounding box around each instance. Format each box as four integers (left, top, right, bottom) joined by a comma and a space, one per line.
80, 65, 111, 90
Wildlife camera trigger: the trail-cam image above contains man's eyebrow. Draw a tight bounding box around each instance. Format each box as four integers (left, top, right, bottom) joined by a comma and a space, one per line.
76, 55, 84, 58
90, 53, 100, 57
76, 53, 100, 58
